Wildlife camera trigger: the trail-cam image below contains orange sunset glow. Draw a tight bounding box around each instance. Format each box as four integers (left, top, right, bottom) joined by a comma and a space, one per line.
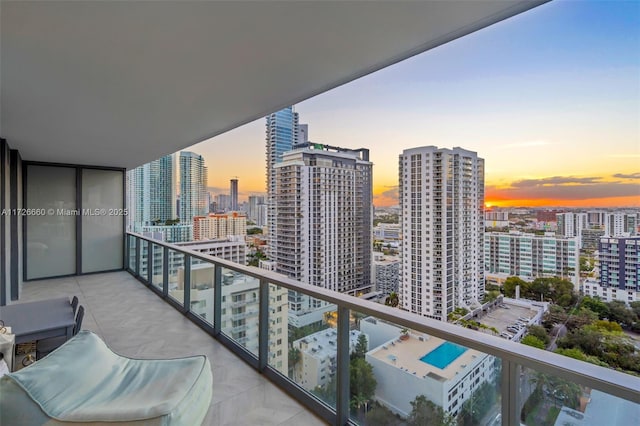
189, 2, 639, 211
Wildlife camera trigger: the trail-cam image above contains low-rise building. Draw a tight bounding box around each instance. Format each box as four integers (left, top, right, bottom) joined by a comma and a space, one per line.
362, 319, 495, 417
193, 212, 247, 240
292, 329, 366, 391
171, 265, 289, 376
177, 237, 247, 266
373, 254, 400, 297
374, 223, 401, 240
485, 232, 579, 288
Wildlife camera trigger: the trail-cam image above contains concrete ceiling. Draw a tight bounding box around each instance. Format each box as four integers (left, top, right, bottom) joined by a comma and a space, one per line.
1, 1, 547, 169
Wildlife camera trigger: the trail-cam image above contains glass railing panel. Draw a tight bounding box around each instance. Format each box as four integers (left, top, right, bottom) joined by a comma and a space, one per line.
519, 366, 639, 426
139, 239, 149, 280
188, 256, 214, 325
150, 243, 164, 291
270, 287, 338, 410
166, 250, 183, 307
166, 249, 183, 295
128, 235, 137, 272
351, 315, 502, 426
220, 267, 260, 357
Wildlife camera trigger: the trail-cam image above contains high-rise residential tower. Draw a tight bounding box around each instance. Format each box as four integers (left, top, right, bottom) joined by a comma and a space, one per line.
230, 178, 239, 211
399, 146, 484, 321
179, 151, 208, 224
248, 195, 265, 223
266, 106, 300, 256
273, 145, 373, 297
126, 154, 176, 231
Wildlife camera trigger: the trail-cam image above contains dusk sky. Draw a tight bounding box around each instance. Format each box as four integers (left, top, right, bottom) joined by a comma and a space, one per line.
188, 1, 640, 208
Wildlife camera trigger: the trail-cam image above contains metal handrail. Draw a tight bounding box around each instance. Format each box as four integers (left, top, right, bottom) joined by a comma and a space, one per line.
127, 232, 640, 407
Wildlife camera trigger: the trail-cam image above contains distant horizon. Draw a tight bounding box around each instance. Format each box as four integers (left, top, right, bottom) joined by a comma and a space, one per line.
186, 1, 639, 210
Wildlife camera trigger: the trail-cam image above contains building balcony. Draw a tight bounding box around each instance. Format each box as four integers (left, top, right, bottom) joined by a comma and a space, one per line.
14, 270, 323, 425
26, 232, 620, 425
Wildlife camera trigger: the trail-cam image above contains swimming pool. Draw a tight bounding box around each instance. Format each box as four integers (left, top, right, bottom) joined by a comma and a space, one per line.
419, 342, 468, 369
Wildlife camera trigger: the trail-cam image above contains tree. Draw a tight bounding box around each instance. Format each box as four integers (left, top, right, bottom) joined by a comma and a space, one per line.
350, 358, 377, 401
350, 358, 377, 419
353, 334, 368, 360
527, 325, 550, 345
407, 395, 454, 426
459, 382, 497, 426
503, 276, 529, 298
247, 227, 263, 235
365, 403, 402, 426
521, 335, 546, 349
385, 292, 399, 307
288, 347, 300, 378
606, 301, 636, 326
580, 296, 609, 319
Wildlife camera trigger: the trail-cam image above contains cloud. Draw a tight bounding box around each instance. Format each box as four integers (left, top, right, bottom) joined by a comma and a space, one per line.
488, 174, 640, 201
501, 140, 551, 149
374, 186, 399, 207
510, 176, 602, 188
613, 172, 640, 180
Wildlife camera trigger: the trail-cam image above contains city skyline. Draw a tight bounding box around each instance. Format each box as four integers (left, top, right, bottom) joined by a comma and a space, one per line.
186, 1, 639, 209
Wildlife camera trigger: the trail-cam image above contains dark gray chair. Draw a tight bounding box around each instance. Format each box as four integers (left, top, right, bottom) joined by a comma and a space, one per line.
36, 306, 85, 360
71, 296, 79, 316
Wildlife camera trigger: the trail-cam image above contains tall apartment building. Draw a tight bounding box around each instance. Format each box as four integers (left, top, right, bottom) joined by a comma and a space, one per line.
273, 146, 373, 296
598, 236, 639, 292
556, 212, 588, 248
587, 210, 607, 227
248, 195, 265, 223
126, 155, 186, 276
179, 152, 208, 224
193, 212, 247, 240
266, 106, 300, 257
484, 232, 579, 287
126, 154, 177, 231
230, 178, 239, 211
215, 194, 231, 212
149, 154, 177, 222
605, 212, 637, 237
581, 228, 606, 252
399, 146, 484, 321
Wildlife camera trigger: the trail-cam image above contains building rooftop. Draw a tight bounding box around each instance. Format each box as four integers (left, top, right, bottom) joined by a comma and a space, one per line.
477, 301, 539, 336
368, 331, 486, 382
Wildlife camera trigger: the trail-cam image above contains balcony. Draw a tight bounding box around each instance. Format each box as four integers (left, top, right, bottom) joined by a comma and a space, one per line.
16, 270, 324, 426
17, 232, 628, 425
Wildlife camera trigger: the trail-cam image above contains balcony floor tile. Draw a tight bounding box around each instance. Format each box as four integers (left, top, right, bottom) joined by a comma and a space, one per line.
18, 271, 326, 426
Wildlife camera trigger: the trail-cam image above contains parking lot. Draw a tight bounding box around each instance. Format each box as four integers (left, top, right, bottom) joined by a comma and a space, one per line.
476, 302, 539, 338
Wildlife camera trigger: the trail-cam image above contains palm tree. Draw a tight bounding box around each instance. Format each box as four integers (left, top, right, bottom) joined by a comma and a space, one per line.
385, 292, 399, 307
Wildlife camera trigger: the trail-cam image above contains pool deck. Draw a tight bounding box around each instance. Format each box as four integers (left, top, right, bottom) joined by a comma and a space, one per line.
368, 331, 484, 381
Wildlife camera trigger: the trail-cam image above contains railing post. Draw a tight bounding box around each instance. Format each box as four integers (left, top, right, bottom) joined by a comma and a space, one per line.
162, 246, 169, 298
213, 264, 222, 336
258, 279, 269, 372
502, 358, 520, 426
134, 236, 141, 277
336, 306, 350, 425
125, 234, 130, 270
183, 254, 191, 312
146, 242, 153, 284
